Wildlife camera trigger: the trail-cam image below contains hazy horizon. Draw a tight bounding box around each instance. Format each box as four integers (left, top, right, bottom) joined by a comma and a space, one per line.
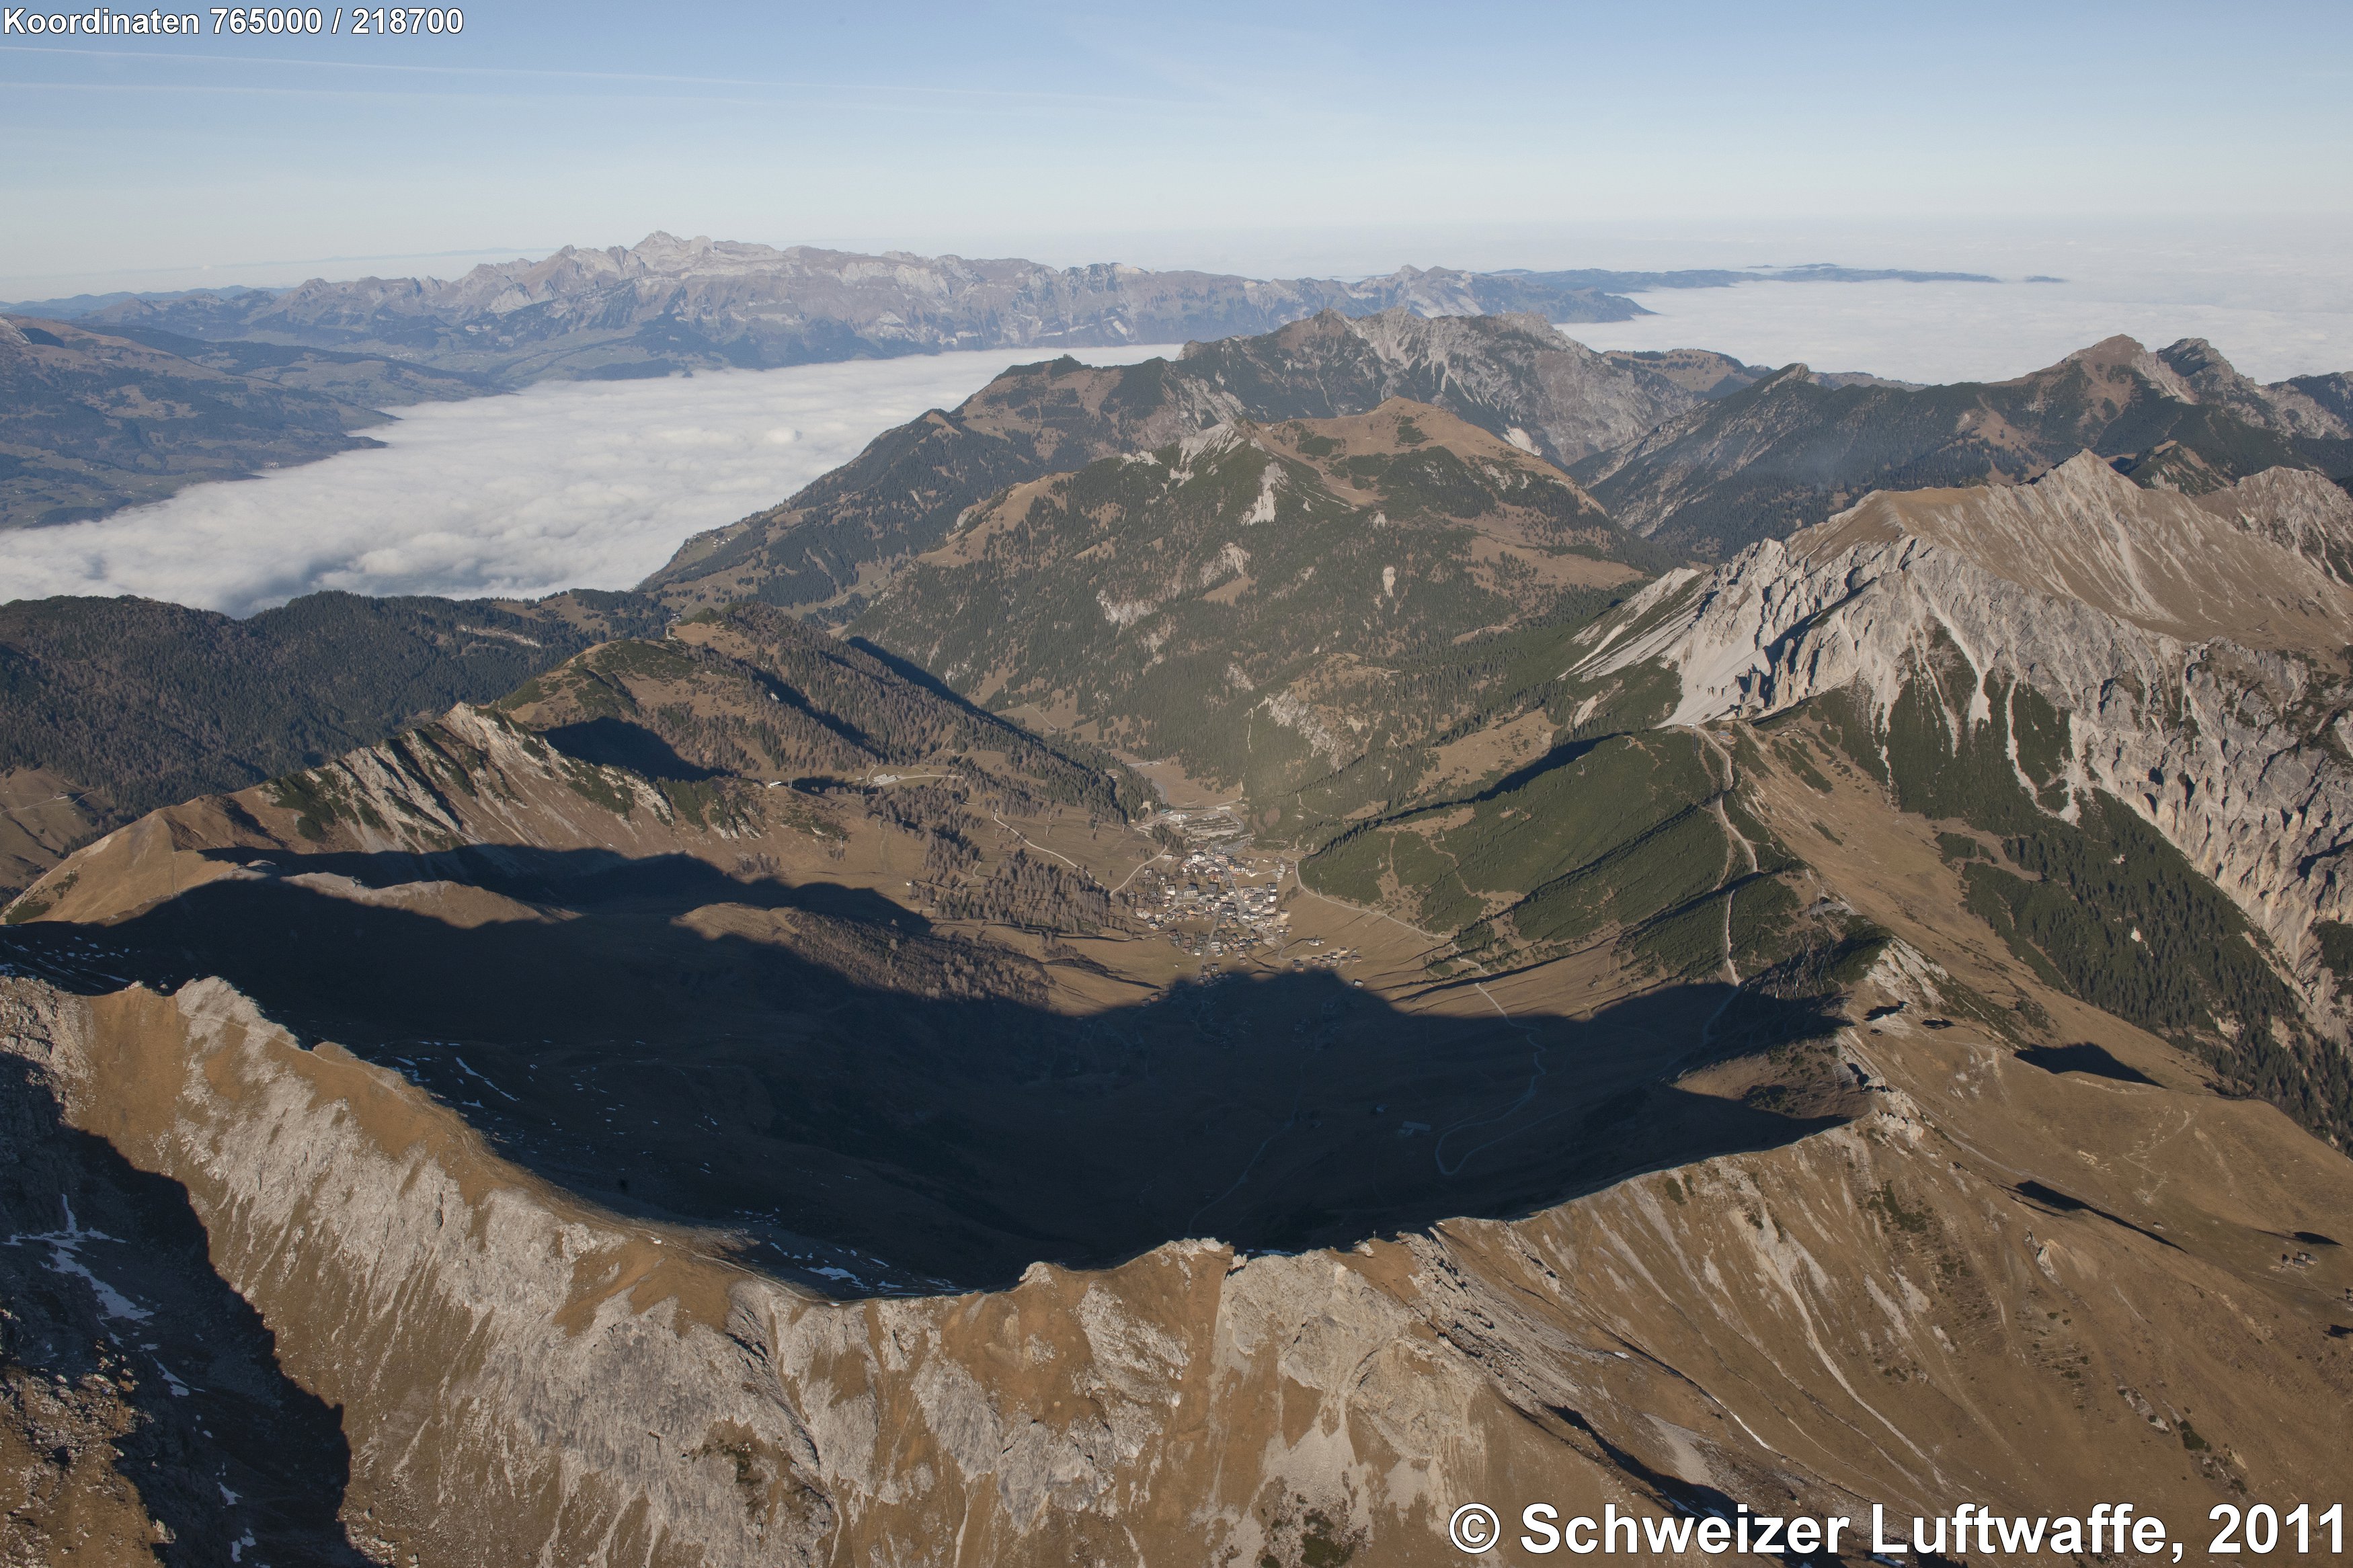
5, 0, 2346, 296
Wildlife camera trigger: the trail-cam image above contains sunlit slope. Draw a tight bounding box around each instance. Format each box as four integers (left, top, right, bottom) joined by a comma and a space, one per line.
642, 310, 1711, 612
853, 401, 1648, 815
1556, 455, 2353, 1145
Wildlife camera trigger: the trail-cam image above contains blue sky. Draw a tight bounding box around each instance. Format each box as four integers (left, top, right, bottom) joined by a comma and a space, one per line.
4, 0, 2350, 294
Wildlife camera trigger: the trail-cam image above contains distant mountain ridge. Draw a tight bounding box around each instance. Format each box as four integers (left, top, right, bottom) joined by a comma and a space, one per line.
0, 259, 1998, 323
0, 239, 2057, 534
642, 309, 1755, 613
1574, 334, 2353, 557
77, 233, 1659, 384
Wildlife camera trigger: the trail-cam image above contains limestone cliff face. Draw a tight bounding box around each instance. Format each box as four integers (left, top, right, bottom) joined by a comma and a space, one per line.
5, 946, 2348, 1563
1578, 458, 2353, 1009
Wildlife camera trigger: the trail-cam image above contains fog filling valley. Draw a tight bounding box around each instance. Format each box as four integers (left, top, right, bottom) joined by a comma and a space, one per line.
0, 344, 1170, 616
1568, 275, 2353, 385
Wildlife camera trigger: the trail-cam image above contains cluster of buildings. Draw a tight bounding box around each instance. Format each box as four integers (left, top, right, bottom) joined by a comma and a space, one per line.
1287, 938, 1362, 971
1130, 848, 1290, 958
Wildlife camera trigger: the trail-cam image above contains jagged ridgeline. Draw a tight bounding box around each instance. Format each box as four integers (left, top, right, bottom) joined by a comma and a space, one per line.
1554, 456, 2353, 1145
640, 309, 1730, 613
170, 602, 1144, 950
0, 588, 669, 899
495, 602, 1140, 822
1575, 335, 2353, 559
852, 403, 1657, 823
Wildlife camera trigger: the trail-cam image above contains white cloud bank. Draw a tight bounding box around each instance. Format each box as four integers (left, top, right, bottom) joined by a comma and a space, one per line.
0, 345, 1170, 618
11, 251, 2348, 622
1562, 277, 2353, 386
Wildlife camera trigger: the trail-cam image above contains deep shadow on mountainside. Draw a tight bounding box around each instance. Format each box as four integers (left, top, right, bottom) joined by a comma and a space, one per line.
0, 848, 1847, 1293
0, 1050, 366, 1560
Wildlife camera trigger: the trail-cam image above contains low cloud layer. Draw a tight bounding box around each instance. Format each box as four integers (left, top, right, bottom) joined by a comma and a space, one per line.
11, 274, 2347, 622
1565, 278, 2353, 386
0, 346, 1168, 618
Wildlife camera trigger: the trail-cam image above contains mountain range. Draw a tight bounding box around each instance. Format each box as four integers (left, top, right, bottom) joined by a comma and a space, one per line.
645, 313, 2353, 610
0, 243, 2168, 540
642, 309, 1769, 613
1577, 333, 2353, 556
68, 233, 1667, 384
26, 240, 2003, 386
3, 296, 2353, 1561
7, 468, 2350, 1553
1, 238, 1944, 532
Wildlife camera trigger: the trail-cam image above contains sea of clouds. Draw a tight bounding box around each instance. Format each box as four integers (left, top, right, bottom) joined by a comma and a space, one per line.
1560, 276, 2353, 386
9, 239, 2350, 621
0, 345, 1170, 618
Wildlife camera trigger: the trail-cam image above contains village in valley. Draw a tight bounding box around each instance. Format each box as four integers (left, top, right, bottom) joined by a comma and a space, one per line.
1120, 804, 1363, 975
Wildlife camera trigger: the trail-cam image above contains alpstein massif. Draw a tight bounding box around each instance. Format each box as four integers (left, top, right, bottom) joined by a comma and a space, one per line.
83, 234, 1657, 385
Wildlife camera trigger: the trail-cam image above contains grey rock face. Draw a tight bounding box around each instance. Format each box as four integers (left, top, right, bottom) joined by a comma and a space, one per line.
1579, 456, 2353, 1013
2155, 337, 2353, 440
5, 955, 2347, 1564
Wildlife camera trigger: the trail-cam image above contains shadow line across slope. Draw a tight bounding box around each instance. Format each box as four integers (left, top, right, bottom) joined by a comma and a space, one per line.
3, 846, 1849, 1292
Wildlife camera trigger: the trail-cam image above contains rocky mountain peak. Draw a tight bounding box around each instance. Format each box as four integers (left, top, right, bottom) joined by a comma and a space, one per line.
2155, 335, 2237, 382
1798, 452, 2353, 650
2054, 333, 2194, 398
1753, 362, 1819, 390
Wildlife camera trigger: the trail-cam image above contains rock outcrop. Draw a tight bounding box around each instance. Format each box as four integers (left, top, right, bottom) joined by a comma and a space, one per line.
1576, 456, 2353, 1009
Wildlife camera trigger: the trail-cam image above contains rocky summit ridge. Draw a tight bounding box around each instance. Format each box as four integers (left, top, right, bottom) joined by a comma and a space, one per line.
1572, 456, 2353, 1130
641, 308, 1739, 614
4, 899, 2348, 1560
